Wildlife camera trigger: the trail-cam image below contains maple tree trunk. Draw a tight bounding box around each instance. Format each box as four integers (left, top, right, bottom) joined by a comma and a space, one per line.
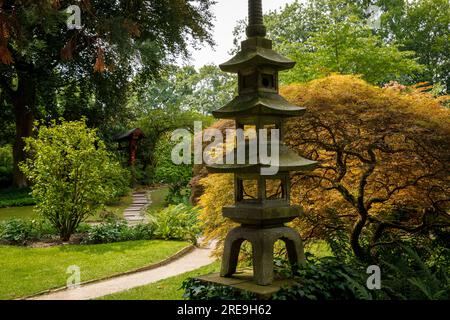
351, 215, 369, 261
12, 71, 36, 188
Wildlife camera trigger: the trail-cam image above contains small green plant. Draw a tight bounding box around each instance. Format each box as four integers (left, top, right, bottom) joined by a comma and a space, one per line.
0, 187, 36, 208
20, 119, 130, 241
82, 220, 156, 244
153, 204, 201, 244
0, 145, 13, 188
0, 218, 59, 244
82, 220, 127, 244
273, 255, 376, 300
0, 219, 32, 244
182, 279, 257, 300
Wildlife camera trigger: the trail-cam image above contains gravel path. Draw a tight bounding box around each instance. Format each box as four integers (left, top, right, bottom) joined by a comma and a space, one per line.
29, 244, 215, 300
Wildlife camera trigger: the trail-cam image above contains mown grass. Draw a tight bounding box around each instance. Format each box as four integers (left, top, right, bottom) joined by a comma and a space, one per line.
100, 261, 220, 300
147, 187, 169, 213
0, 206, 37, 221
0, 194, 133, 222
0, 240, 189, 300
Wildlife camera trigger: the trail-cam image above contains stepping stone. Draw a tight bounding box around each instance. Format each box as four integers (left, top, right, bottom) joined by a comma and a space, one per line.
122, 190, 154, 226
127, 216, 144, 219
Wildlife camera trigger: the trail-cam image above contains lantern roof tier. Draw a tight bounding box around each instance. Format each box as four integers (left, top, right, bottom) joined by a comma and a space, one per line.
212, 92, 305, 119
206, 143, 318, 174
220, 37, 296, 73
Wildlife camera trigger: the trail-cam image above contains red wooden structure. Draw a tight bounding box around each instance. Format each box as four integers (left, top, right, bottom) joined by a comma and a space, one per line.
115, 128, 145, 166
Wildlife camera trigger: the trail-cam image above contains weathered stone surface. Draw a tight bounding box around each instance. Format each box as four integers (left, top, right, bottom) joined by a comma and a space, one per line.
221, 226, 306, 286
195, 271, 297, 299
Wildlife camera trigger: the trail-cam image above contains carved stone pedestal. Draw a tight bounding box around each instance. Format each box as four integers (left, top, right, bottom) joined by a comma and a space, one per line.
221, 226, 306, 286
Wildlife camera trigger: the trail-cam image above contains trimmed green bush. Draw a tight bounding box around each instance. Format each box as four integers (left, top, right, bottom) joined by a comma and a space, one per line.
20, 119, 131, 241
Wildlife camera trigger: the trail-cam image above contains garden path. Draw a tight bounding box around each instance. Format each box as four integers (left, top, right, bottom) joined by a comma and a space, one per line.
123, 191, 149, 226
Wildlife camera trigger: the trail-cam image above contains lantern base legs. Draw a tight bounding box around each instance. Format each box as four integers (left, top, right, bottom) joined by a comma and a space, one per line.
221, 226, 306, 286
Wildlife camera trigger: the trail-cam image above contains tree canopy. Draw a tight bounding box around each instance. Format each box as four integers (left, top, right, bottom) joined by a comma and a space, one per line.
232, 0, 448, 90
0, 0, 215, 186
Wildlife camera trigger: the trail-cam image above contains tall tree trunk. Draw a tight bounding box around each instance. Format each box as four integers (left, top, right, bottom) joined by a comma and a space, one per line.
12, 71, 36, 188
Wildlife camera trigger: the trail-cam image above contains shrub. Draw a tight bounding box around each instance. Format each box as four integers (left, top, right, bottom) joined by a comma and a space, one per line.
165, 185, 190, 205
153, 204, 201, 244
126, 223, 155, 241
0, 145, 13, 188
20, 119, 130, 241
0, 219, 32, 245
0, 218, 59, 244
182, 247, 449, 301
28, 219, 59, 239
182, 279, 256, 300
273, 255, 376, 300
82, 220, 155, 244
377, 245, 449, 300
82, 220, 126, 244
0, 187, 36, 208
153, 133, 193, 205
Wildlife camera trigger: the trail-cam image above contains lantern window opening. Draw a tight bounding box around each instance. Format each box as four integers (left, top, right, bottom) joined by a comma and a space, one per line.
261, 73, 275, 90
236, 177, 260, 202
265, 178, 286, 201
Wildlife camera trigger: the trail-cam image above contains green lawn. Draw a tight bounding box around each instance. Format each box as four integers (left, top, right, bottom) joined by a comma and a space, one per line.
147, 187, 169, 213
0, 240, 189, 300
89, 194, 133, 222
100, 261, 220, 300
0, 194, 133, 222
0, 206, 36, 221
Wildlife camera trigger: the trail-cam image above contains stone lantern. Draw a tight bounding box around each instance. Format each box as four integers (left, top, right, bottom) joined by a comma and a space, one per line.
206, 0, 318, 286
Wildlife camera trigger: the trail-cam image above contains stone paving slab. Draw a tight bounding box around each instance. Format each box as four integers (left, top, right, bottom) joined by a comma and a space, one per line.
122, 190, 151, 226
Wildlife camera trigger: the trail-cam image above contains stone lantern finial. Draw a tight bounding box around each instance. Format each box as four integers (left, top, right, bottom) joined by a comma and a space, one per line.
246, 0, 267, 38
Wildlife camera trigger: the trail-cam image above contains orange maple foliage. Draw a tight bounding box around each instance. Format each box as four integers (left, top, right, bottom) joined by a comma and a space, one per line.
196, 75, 450, 260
